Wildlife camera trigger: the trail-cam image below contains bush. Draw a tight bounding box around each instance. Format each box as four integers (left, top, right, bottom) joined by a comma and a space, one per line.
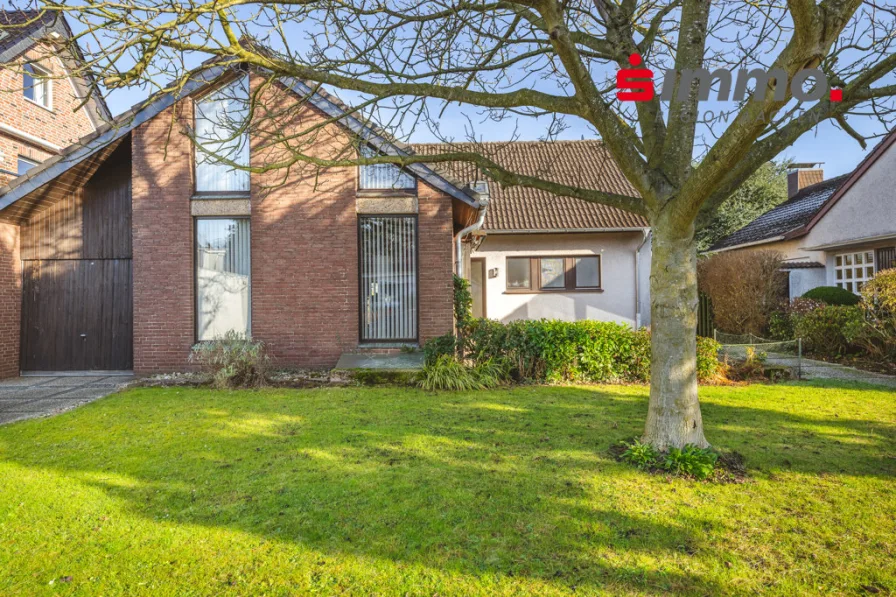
857, 269, 896, 362
189, 331, 270, 389
461, 318, 719, 384
802, 285, 861, 306
423, 333, 458, 365
698, 250, 788, 335
416, 354, 509, 391
791, 304, 864, 357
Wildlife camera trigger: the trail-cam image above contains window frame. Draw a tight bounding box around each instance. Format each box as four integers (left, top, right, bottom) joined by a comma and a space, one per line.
192, 75, 251, 197
356, 145, 417, 193
193, 216, 252, 343
504, 255, 603, 293
16, 155, 39, 176
357, 214, 420, 344
22, 63, 52, 110
834, 250, 875, 294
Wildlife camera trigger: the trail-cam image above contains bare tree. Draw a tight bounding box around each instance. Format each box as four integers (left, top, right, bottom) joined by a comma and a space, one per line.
12, 0, 896, 448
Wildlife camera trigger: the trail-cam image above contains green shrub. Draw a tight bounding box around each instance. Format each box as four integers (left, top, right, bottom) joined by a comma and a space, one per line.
453, 274, 474, 332
802, 285, 861, 306
189, 331, 270, 389
463, 318, 719, 384
620, 440, 660, 470
696, 336, 723, 381
470, 358, 511, 388
662, 445, 719, 479
857, 269, 896, 362
423, 333, 458, 366
417, 355, 484, 391
791, 304, 864, 356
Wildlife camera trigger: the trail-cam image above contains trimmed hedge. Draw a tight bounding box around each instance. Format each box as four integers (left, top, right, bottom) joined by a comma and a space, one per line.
427, 319, 722, 384
802, 286, 861, 306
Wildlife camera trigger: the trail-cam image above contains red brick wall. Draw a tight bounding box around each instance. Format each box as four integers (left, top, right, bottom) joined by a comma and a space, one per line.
0, 44, 98, 185
128, 77, 455, 373
0, 223, 21, 378
131, 103, 196, 374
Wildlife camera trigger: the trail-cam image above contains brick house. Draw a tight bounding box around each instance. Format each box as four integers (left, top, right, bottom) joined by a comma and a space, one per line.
0, 53, 656, 376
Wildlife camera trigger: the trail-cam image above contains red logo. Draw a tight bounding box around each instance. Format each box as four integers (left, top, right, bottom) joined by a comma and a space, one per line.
616, 54, 655, 102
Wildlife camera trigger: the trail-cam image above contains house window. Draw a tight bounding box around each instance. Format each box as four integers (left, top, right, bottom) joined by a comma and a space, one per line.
505, 256, 601, 291
23, 64, 51, 108
196, 218, 251, 341
358, 145, 415, 190
359, 216, 417, 341
17, 156, 39, 176
194, 76, 250, 194
834, 250, 875, 293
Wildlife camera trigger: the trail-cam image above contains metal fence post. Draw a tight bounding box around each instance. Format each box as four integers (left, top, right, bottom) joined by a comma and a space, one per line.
797, 337, 802, 380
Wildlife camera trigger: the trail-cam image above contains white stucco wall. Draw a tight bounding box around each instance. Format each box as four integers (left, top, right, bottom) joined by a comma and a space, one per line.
787, 268, 826, 299
804, 141, 896, 250
471, 231, 649, 327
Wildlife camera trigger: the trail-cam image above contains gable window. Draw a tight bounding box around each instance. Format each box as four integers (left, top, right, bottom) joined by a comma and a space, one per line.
834, 251, 875, 293
194, 76, 250, 194
196, 218, 251, 340
23, 64, 51, 108
17, 156, 39, 176
505, 256, 601, 292
359, 215, 418, 341
358, 145, 415, 190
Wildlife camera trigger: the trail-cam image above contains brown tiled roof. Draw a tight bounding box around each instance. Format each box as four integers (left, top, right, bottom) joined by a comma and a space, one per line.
411, 140, 647, 232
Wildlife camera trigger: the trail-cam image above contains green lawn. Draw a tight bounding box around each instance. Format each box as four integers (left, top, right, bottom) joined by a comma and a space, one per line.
0, 382, 894, 596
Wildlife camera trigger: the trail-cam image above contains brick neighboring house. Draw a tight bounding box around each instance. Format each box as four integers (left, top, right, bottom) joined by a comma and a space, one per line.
0, 10, 110, 377
709, 131, 896, 299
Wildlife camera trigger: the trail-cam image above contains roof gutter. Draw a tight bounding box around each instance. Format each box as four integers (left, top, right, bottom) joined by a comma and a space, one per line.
456, 195, 490, 278
485, 227, 647, 235
0, 123, 63, 153
707, 235, 786, 253
634, 228, 650, 329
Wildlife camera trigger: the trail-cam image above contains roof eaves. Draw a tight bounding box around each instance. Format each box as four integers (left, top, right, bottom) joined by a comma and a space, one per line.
0, 65, 226, 211
707, 235, 786, 253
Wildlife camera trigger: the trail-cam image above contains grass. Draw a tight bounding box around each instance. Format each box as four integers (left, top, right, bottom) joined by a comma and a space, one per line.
0, 381, 893, 596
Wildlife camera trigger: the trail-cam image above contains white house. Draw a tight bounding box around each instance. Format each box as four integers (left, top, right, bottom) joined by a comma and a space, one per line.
710, 130, 896, 298
415, 140, 653, 328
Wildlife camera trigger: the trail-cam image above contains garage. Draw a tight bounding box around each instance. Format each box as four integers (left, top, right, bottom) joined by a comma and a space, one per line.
15, 142, 133, 372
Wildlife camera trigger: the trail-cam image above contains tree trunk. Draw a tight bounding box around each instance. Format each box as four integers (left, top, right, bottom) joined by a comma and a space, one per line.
642, 216, 710, 450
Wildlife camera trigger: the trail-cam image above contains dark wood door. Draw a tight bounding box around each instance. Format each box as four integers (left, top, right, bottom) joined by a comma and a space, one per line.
21, 259, 133, 371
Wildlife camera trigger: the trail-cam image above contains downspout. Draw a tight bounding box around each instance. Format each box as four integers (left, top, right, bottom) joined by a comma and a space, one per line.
455, 195, 490, 278
634, 228, 651, 329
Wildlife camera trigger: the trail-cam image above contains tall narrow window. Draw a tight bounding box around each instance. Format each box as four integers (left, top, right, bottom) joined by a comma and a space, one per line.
23, 64, 51, 108
358, 145, 416, 190
359, 216, 418, 341
196, 218, 251, 340
195, 76, 250, 193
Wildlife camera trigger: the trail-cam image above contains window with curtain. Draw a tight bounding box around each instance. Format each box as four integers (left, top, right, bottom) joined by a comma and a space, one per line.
23, 64, 51, 108
195, 76, 250, 193
358, 145, 416, 190
196, 218, 251, 340
359, 216, 418, 341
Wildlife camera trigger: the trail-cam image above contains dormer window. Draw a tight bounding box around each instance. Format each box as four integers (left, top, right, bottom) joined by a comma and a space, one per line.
194, 75, 250, 194
358, 145, 415, 190
23, 64, 51, 109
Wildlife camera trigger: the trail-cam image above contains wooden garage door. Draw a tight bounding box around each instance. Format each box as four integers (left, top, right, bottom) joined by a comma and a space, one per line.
21, 259, 133, 371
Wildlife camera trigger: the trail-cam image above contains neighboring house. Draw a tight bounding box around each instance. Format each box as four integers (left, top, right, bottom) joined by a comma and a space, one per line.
0, 64, 649, 377
413, 141, 652, 328
709, 132, 896, 299
0, 10, 110, 185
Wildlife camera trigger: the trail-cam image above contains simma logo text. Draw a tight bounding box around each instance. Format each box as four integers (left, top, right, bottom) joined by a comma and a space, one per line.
616, 54, 842, 103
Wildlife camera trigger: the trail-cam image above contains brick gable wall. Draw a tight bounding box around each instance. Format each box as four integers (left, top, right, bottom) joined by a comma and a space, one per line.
0, 43, 97, 185
0, 223, 20, 378
130, 76, 455, 373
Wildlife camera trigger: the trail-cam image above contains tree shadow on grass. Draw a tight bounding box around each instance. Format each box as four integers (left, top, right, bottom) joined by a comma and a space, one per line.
1, 382, 893, 594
